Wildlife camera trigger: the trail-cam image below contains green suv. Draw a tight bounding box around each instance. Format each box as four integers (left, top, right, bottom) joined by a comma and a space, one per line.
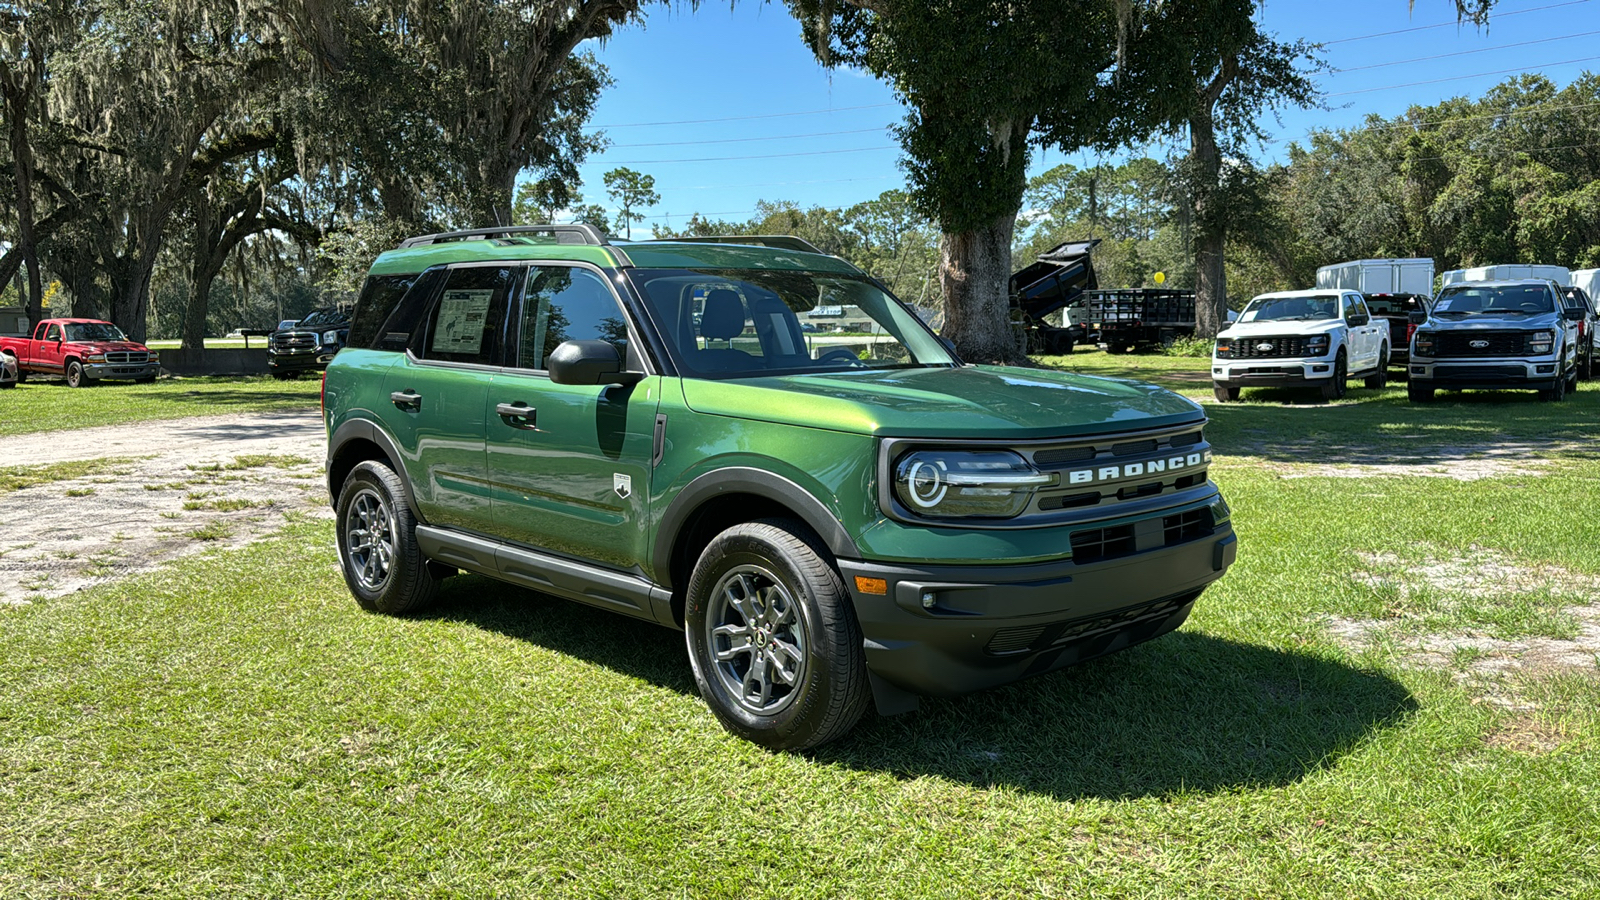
323, 225, 1237, 749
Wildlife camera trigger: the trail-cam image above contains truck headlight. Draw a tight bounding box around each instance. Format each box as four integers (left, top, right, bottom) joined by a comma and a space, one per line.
1413, 331, 1436, 356
322, 330, 340, 345
1214, 340, 1232, 359
893, 450, 1051, 519
1306, 334, 1331, 356
85, 353, 106, 362
1526, 331, 1554, 355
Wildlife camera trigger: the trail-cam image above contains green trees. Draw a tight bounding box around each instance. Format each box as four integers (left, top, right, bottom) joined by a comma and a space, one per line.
603, 167, 660, 239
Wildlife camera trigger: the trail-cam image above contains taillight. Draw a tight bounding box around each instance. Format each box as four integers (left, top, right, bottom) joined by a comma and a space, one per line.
1406, 323, 1417, 343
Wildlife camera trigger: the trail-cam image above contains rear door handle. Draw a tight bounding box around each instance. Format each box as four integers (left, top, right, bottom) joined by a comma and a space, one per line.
496, 402, 538, 430
390, 390, 422, 411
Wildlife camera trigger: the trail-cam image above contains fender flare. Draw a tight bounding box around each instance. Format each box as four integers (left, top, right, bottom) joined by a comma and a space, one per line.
327, 416, 425, 523
652, 466, 861, 589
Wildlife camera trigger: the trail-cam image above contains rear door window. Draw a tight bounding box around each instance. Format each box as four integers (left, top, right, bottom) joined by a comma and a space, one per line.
415, 266, 516, 366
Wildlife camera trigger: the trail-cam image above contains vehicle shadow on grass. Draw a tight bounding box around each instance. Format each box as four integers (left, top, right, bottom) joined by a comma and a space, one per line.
123, 387, 317, 408
424, 576, 1416, 801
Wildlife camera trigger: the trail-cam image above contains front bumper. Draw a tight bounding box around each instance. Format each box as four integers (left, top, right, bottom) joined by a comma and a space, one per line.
83, 360, 160, 380
1408, 357, 1561, 391
1212, 357, 1335, 386
838, 519, 1236, 698
267, 347, 338, 371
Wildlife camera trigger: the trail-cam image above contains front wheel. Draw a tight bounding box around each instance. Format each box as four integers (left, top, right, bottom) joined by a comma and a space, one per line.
1213, 383, 1239, 402
1539, 374, 1566, 402
1320, 352, 1348, 401
684, 519, 870, 751
65, 360, 88, 388
1408, 384, 1433, 403
335, 460, 441, 615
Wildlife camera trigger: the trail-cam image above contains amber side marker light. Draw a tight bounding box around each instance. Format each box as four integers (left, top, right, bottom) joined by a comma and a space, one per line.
854, 576, 888, 595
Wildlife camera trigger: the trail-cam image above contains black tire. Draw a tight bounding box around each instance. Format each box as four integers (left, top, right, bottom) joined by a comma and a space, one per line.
136, 375, 157, 384
1408, 384, 1433, 403
1320, 351, 1348, 401
1364, 347, 1389, 389
1579, 346, 1593, 382
65, 360, 88, 388
335, 460, 440, 615
271, 371, 300, 381
684, 518, 870, 751
1212, 383, 1239, 402
1539, 373, 1566, 402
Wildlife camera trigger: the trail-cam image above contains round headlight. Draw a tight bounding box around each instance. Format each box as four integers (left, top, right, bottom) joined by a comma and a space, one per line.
893, 450, 1051, 519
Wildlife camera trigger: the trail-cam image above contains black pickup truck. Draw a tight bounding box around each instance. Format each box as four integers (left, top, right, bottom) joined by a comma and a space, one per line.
267, 307, 350, 379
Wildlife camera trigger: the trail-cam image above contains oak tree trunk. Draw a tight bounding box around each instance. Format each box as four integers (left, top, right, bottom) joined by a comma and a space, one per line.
940, 213, 1024, 365
1190, 108, 1228, 340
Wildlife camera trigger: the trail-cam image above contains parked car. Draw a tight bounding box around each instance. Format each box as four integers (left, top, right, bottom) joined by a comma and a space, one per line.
0, 349, 17, 388
322, 224, 1237, 750
0, 318, 160, 387
1362, 292, 1431, 367
1559, 285, 1597, 380
1210, 289, 1388, 402
267, 307, 350, 379
1408, 279, 1581, 402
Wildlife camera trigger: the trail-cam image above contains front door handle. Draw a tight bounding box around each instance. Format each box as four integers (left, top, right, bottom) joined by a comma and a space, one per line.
496, 402, 538, 430
390, 390, 422, 411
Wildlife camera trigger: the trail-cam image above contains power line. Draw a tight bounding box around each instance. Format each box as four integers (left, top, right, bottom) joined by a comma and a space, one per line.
608, 126, 891, 149
1333, 29, 1600, 73
586, 102, 900, 130
1323, 0, 1592, 45
1326, 54, 1600, 97
592, 145, 900, 165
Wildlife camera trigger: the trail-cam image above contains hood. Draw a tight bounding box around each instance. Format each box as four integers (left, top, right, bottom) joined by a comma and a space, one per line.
680, 364, 1203, 439
73, 341, 149, 353
1218, 318, 1342, 339
1425, 311, 1559, 329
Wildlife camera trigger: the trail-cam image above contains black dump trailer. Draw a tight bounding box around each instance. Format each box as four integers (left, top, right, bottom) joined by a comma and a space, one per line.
1010, 239, 1099, 354
1085, 289, 1198, 352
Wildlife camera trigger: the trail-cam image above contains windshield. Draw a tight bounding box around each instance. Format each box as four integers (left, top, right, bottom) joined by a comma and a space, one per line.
1238, 294, 1339, 323
1433, 285, 1554, 316
1363, 294, 1424, 316
627, 267, 954, 378
298, 308, 347, 328
63, 322, 129, 342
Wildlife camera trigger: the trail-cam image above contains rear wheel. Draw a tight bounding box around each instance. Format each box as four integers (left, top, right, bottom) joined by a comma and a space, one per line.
1320, 352, 1348, 401
1212, 383, 1239, 402
1579, 345, 1593, 381
684, 518, 870, 751
335, 460, 440, 615
1364, 347, 1389, 389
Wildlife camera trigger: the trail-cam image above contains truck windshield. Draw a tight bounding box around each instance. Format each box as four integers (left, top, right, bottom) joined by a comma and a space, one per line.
627, 267, 954, 378
1239, 295, 1339, 322
63, 323, 129, 342
1433, 286, 1554, 316
298, 309, 346, 328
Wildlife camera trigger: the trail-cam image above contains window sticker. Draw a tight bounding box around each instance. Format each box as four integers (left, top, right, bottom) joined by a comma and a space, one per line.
433, 289, 494, 354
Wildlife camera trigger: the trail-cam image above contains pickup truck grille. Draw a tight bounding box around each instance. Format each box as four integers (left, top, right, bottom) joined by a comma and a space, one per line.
1435, 331, 1524, 357
104, 351, 150, 364
271, 331, 317, 350
1228, 335, 1321, 359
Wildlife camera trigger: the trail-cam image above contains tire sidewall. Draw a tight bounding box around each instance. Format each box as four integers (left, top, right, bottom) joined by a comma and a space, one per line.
684, 525, 857, 750
335, 460, 435, 614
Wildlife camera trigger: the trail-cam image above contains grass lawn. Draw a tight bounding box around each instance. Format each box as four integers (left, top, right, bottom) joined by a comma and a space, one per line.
3, 357, 1599, 897
145, 338, 260, 350
0, 375, 320, 437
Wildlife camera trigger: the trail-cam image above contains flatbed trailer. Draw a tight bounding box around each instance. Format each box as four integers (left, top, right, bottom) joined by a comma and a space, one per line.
1085, 289, 1198, 352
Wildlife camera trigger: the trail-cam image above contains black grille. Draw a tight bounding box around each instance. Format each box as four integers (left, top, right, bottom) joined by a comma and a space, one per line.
1033, 446, 1095, 466
1163, 508, 1211, 545
1070, 525, 1137, 564
984, 594, 1193, 657
1227, 335, 1323, 359
1169, 431, 1201, 448
103, 351, 149, 364
1113, 439, 1157, 457
985, 626, 1047, 655
273, 331, 317, 349
1435, 331, 1525, 357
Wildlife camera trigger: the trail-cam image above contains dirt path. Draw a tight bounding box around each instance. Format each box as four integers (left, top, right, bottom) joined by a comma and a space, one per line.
1, 410, 330, 604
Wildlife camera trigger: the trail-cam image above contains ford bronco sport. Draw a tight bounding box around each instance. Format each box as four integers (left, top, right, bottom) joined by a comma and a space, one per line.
322, 225, 1237, 750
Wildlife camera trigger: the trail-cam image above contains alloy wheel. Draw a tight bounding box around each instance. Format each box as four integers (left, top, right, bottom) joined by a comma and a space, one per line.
705, 564, 809, 715
345, 486, 396, 591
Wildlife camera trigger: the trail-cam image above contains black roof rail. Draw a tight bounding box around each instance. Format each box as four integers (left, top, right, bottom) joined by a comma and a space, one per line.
397, 224, 610, 249
651, 235, 827, 255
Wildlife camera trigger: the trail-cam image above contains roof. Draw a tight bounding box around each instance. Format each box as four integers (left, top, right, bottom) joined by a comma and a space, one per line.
368, 235, 861, 277
1250, 289, 1347, 301
1439, 279, 1561, 288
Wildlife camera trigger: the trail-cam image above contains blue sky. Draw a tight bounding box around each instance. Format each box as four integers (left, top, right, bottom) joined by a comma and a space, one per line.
567, 0, 1600, 230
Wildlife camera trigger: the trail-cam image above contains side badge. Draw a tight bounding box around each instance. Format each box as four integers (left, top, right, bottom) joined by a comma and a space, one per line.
614, 473, 632, 499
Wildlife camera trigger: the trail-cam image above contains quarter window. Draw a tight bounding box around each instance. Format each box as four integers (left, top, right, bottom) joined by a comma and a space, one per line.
417, 266, 515, 366
516, 266, 630, 370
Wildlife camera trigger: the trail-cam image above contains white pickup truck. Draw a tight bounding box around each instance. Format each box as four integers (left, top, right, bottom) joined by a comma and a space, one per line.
1211, 289, 1388, 402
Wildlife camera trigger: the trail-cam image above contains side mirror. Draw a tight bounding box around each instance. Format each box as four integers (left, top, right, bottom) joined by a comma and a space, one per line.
1562, 307, 1585, 322
548, 339, 642, 387
1347, 314, 1369, 327
1408, 311, 1428, 325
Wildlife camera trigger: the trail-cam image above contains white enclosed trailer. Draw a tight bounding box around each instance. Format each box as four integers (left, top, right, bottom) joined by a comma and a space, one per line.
1315, 258, 1435, 295
1458, 264, 1570, 285
1572, 268, 1600, 299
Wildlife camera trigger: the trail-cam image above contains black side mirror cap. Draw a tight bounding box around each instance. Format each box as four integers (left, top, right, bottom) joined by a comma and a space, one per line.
547, 339, 643, 386
1347, 314, 1369, 326
1408, 311, 1428, 325
1562, 307, 1586, 322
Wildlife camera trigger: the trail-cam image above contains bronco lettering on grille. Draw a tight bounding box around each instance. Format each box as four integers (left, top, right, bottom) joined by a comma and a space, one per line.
1064, 451, 1211, 485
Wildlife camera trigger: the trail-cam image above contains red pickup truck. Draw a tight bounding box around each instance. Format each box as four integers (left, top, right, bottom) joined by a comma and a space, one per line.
0, 318, 160, 387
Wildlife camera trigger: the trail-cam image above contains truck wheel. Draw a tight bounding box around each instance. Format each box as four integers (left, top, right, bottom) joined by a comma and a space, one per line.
65, 360, 88, 388
1364, 347, 1389, 389
1408, 384, 1433, 402
1539, 374, 1566, 402
1579, 347, 1593, 381
335, 460, 440, 615
684, 518, 870, 751
272, 371, 299, 381
1212, 384, 1239, 402
1320, 352, 1348, 401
